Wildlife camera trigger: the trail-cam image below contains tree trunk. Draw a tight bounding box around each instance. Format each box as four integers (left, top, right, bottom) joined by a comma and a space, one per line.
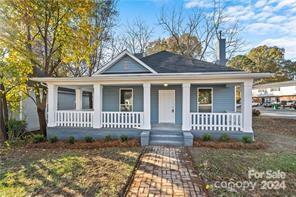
0, 84, 8, 140
37, 106, 47, 137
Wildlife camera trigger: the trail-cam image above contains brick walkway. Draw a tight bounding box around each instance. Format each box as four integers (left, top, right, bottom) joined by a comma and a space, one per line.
126, 146, 206, 197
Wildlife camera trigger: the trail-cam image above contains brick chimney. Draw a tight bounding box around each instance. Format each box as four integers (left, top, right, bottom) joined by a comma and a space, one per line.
216, 31, 226, 65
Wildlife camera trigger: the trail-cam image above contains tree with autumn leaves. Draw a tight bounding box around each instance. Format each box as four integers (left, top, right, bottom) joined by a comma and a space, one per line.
0, 0, 117, 139
228, 45, 296, 84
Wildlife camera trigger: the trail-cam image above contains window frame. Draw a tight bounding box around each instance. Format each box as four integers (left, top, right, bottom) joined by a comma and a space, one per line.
197, 87, 213, 113
119, 88, 134, 112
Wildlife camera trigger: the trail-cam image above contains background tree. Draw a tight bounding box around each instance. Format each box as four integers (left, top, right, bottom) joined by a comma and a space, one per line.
0, 0, 99, 136
147, 34, 202, 58
228, 45, 289, 84
0, 47, 31, 140
148, 1, 244, 60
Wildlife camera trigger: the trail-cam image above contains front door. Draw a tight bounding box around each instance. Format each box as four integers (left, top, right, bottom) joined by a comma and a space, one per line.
158, 90, 175, 123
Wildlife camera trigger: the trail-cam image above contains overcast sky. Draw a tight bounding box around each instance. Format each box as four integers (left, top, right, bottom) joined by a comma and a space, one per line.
117, 0, 296, 60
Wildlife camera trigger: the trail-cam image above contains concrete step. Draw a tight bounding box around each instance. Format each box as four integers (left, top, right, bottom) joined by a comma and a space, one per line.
149, 140, 184, 146
150, 130, 183, 136
150, 134, 183, 142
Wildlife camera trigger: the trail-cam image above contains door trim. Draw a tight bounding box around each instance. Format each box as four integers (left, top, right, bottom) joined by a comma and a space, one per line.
158, 90, 175, 123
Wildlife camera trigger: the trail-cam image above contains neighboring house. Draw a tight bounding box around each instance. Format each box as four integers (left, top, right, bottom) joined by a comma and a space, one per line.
17, 89, 92, 131
252, 80, 296, 103
32, 42, 270, 146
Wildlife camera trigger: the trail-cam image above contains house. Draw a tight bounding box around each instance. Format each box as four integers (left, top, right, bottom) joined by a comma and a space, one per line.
32, 46, 270, 146
253, 80, 296, 104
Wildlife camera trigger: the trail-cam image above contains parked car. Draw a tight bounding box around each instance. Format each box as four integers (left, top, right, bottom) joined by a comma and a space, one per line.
286, 101, 295, 108
252, 102, 261, 107
263, 102, 272, 108
290, 101, 296, 110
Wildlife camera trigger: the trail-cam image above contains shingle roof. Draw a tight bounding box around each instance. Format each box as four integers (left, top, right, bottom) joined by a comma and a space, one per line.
140, 51, 241, 73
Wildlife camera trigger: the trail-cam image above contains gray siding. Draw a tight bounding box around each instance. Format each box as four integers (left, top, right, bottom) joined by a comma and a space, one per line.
103, 55, 150, 74
151, 85, 182, 125
190, 84, 235, 113
102, 85, 143, 112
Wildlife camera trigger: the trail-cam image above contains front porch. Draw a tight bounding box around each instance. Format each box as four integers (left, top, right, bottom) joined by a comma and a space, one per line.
46, 80, 253, 145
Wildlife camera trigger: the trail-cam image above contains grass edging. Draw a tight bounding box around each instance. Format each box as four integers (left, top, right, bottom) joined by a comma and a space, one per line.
185, 147, 208, 196
120, 147, 145, 196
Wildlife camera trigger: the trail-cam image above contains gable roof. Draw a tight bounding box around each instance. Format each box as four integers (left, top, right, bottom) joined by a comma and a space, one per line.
97, 50, 157, 74
140, 51, 241, 73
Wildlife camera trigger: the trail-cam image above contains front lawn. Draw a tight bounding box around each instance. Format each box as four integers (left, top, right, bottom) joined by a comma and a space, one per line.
190, 117, 296, 196
0, 147, 141, 196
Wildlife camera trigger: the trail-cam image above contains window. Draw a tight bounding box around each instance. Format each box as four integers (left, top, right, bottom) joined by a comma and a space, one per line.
120, 89, 133, 111
197, 88, 213, 112
270, 87, 280, 92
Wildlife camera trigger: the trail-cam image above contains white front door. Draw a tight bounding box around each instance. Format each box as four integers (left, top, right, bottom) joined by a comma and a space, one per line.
158, 90, 175, 123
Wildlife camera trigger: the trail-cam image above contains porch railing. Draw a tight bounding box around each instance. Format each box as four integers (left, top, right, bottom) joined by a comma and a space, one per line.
55, 110, 94, 127
191, 112, 242, 131
101, 112, 144, 128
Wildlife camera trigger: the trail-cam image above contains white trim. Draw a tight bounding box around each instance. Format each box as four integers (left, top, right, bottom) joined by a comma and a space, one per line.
32, 72, 272, 83
96, 50, 157, 74
119, 88, 134, 112
234, 86, 237, 112
197, 87, 213, 113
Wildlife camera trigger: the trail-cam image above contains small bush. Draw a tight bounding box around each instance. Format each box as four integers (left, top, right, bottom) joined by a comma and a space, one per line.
68, 136, 75, 144
33, 134, 45, 143
85, 136, 94, 143
219, 133, 230, 142
202, 133, 212, 141
7, 119, 27, 141
120, 135, 128, 142
252, 109, 261, 116
104, 135, 112, 141
242, 136, 252, 143
49, 136, 58, 143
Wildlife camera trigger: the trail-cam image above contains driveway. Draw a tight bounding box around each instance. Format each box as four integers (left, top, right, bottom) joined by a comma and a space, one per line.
126, 146, 206, 196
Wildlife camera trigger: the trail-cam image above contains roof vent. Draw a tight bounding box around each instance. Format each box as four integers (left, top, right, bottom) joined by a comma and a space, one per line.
216, 31, 226, 66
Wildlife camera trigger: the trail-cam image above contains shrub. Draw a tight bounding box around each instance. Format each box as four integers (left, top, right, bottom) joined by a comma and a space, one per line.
219, 133, 230, 142
68, 136, 75, 144
7, 119, 27, 141
242, 136, 252, 143
104, 135, 112, 142
120, 135, 128, 142
202, 133, 212, 141
33, 134, 45, 143
49, 136, 58, 143
252, 109, 261, 116
85, 136, 94, 143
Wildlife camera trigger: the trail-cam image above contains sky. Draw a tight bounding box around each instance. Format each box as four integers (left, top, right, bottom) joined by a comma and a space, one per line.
117, 0, 296, 60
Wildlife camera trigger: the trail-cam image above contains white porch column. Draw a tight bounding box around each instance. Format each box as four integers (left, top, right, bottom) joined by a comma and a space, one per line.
241, 80, 253, 133
93, 83, 102, 128
142, 83, 151, 130
47, 84, 57, 127
75, 88, 83, 110
182, 83, 191, 131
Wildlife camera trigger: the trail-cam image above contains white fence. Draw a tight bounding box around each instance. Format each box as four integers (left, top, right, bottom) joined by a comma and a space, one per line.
191, 113, 242, 131
101, 112, 143, 128
55, 111, 94, 127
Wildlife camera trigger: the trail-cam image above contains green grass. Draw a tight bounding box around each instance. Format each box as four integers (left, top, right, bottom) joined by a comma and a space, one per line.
190, 116, 296, 196
0, 147, 141, 197
190, 148, 296, 196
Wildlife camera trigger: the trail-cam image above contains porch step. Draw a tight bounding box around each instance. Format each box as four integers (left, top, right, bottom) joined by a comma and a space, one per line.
149, 131, 184, 146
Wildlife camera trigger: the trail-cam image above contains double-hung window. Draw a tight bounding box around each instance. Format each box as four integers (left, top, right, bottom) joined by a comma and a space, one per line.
120, 88, 133, 112
197, 88, 213, 112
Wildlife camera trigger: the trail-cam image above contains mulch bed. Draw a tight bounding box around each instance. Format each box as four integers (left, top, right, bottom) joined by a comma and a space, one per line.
193, 140, 267, 149
26, 139, 140, 149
